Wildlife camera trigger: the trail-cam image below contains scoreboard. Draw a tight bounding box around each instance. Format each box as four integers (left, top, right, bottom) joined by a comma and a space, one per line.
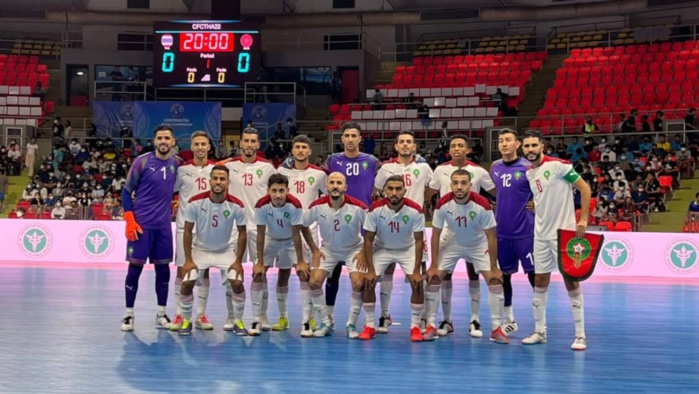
153, 20, 260, 88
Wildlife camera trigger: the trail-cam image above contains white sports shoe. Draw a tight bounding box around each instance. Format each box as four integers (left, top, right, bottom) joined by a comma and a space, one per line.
248, 322, 261, 336
155, 314, 172, 330
223, 317, 236, 331
313, 323, 332, 338
121, 316, 134, 332
502, 321, 519, 336
521, 331, 547, 345
301, 322, 313, 338
260, 315, 271, 331
571, 337, 587, 351
346, 324, 360, 339
468, 320, 483, 338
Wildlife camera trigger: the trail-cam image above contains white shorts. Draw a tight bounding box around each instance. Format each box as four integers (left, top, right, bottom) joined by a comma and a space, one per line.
176, 231, 185, 267
438, 242, 491, 274
374, 246, 416, 277
302, 223, 320, 263
534, 238, 557, 274
260, 237, 296, 269
186, 247, 243, 282
318, 243, 364, 274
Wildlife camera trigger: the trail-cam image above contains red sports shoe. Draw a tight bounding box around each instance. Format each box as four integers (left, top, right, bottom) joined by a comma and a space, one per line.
358, 326, 377, 340
490, 326, 509, 344
410, 327, 424, 342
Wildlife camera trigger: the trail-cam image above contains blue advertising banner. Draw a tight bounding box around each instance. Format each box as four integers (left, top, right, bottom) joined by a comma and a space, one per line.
92, 101, 135, 142
243, 103, 296, 142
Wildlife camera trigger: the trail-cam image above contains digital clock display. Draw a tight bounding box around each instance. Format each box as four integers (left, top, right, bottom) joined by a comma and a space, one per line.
153, 21, 260, 88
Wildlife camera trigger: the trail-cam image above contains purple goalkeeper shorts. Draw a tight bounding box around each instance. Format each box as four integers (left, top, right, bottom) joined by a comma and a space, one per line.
126, 228, 173, 265
497, 237, 534, 275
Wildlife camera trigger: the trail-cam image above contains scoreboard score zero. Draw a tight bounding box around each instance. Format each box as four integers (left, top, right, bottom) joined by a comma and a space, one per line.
153, 21, 260, 88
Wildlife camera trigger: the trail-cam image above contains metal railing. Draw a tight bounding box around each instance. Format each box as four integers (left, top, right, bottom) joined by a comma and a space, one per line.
243, 82, 307, 107
93, 81, 150, 102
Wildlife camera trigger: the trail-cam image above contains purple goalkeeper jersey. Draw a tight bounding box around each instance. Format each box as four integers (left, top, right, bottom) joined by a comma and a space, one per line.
324, 152, 380, 207
490, 157, 534, 239
124, 152, 182, 229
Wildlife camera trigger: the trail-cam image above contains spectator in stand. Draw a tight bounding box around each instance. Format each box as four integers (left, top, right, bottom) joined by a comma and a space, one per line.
671, 135, 683, 152
53, 182, 65, 200
440, 121, 449, 140
52, 144, 63, 173
418, 104, 431, 129
656, 135, 671, 153
363, 134, 376, 155
372, 88, 384, 109
25, 138, 39, 177
404, 92, 418, 109
7, 143, 21, 175
468, 139, 484, 163
653, 110, 665, 132
640, 115, 652, 132
112, 199, 124, 220
314, 155, 324, 167
51, 202, 66, 219
614, 181, 631, 204
604, 202, 619, 225
567, 136, 582, 158
83, 156, 98, 174
75, 146, 90, 164
598, 183, 615, 202
602, 144, 617, 162
685, 108, 697, 130
491, 88, 508, 113
677, 144, 693, 177
588, 143, 602, 163
639, 137, 653, 155
64, 120, 72, 139
119, 127, 132, 149
581, 117, 599, 134
92, 184, 105, 201
592, 200, 608, 222
330, 72, 342, 104
616, 114, 627, 133
555, 138, 567, 159
287, 118, 298, 138
68, 139, 81, 155
622, 109, 638, 133
0, 169, 7, 213
644, 173, 664, 212
686, 193, 699, 224
52, 117, 64, 140
142, 140, 154, 154
132, 140, 143, 157
34, 81, 46, 100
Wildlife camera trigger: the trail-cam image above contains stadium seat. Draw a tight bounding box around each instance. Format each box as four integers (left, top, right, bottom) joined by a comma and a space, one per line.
614, 221, 632, 232
597, 221, 614, 231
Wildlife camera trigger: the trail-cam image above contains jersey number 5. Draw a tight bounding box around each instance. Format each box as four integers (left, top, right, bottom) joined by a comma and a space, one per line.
212, 214, 219, 228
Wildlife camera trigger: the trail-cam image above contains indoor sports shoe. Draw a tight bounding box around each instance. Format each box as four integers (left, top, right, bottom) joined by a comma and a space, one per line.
170, 314, 183, 332
271, 317, 289, 331
419, 319, 427, 334
313, 323, 332, 338
377, 316, 393, 334
155, 314, 172, 330
346, 324, 360, 339
571, 337, 587, 351
521, 331, 547, 345
301, 322, 313, 338
121, 316, 134, 332
358, 326, 377, 340
249, 322, 261, 336
260, 316, 271, 331
233, 320, 248, 336
178, 319, 193, 336
502, 321, 519, 336
195, 315, 214, 330
489, 327, 509, 344
328, 315, 336, 331
309, 317, 317, 331
468, 320, 483, 338
223, 317, 235, 331
437, 320, 455, 336
410, 327, 424, 342
423, 325, 439, 341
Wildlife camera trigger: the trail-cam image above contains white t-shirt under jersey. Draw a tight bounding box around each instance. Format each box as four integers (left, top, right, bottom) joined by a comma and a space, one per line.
374, 158, 433, 206
304, 195, 367, 252
432, 191, 496, 247
429, 160, 496, 196
255, 194, 304, 240
174, 160, 216, 231
220, 156, 276, 228
527, 156, 580, 241
277, 164, 327, 209
364, 198, 425, 250
185, 192, 247, 252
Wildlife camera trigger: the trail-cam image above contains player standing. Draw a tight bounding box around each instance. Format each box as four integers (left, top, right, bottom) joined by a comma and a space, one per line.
121, 125, 183, 331
425, 169, 507, 343
362, 175, 426, 342
171, 131, 216, 332
178, 165, 248, 336
219, 128, 275, 331
322, 123, 380, 328
489, 128, 536, 336
372, 130, 433, 333
520, 129, 591, 351
277, 135, 328, 335
302, 172, 368, 338
251, 174, 306, 335
426, 135, 496, 338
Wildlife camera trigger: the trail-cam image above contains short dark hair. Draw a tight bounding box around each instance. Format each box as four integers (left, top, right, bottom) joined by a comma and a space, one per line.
342, 122, 362, 133
384, 174, 405, 188
154, 124, 174, 135
522, 129, 543, 142
191, 130, 210, 141
449, 134, 468, 146
268, 173, 289, 188
242, 127, 259, 137
695, 192, 699, 198
450, 168, 472, 181
498, 128, 519, 139
211, 165, 229, 177
395, 130, 415, 143
292, 135, 311, 147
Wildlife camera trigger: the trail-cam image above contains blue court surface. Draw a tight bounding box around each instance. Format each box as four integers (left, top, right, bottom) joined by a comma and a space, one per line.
2, 263, 698, 393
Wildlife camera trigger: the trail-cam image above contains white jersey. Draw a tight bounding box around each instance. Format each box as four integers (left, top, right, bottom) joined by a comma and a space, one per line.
220, 156, 276, 227
364, 198, 425, 250
526, 156, 579, 240
429, 160, 495, 196
255, 194, 304, 240
277, 164, 327, 209
433, 191, 496, 247
305, 195, 367, 252
174, 160, 216, 231
374, 158, 433, 206
184, 192, 247, 253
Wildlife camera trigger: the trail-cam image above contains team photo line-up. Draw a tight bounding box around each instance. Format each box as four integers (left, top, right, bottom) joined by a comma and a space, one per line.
121, 121, 590, 351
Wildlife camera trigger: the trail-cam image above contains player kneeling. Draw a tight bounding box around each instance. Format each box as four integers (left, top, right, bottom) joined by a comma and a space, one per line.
179, 166, 249, 336
363, 175, 427, 342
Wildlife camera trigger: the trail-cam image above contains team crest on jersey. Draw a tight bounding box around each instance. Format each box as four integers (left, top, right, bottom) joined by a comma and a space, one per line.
469, 211, 477, 220
308, 176, 316, 185
256, 169, 263, 178
128, 246, 135, 256
362, 162, 368, 170
469, 171, 475, 180
344, 214, 352, 223
401, 215, 410, 224
543, 170, 552, 180
223, 210, 231, 219
284, 212, 290, 219
169, 164, 176, 174
413, 169, 420, 177
514, 171, 522, 180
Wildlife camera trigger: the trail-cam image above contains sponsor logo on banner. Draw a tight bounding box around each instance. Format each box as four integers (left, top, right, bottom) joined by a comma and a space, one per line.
19, 224, 52, 257
81, 226, 114, 258
600, 238, 633, 272
665, 239, 699, 274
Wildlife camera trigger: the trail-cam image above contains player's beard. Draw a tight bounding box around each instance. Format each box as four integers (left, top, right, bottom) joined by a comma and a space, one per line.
330, 190, 343, 200
389, 196, 403, 206
527, 151, 542, 163
157, 145, 171, 155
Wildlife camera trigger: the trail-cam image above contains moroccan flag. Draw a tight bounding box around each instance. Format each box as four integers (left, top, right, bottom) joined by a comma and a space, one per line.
557, 229, 605, 282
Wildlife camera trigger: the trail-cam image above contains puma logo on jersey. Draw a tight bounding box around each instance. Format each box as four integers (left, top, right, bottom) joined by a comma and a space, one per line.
494, 172, 499, 177
149, 167, 156, 172
320, 214, 327, 219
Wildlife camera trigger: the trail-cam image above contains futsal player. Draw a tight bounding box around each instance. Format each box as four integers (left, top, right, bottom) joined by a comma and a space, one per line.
277, 135, 328, 334
362, 175, 426, 342
322, 123, 380, 329
426, 135, 496, 338
302, 172, 368, 338
250, 174, 306, 335
489, 128, 536, 336
521, 129, 591, 351
178, 165, 248, 336
372, 130, 433, 333
171, 131, 216, 332
121, 125, 183, 331
219, 128, 275, 331
426, 169, 507, 344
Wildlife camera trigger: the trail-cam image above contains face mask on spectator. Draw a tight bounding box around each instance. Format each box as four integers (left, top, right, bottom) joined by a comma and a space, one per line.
97, 185, 102, 189
56, 202, 61, 207
681, 148, 687, 152
610, 204, 616, 209
17, 211, 23, 218
638, 188, 644, 192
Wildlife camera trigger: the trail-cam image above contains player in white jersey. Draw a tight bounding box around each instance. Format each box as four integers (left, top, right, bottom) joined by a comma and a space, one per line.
171, 131, 216, 332
372, 130, 433, 333
219, 128, 276, 330
250, 174, 306, 335
302, 172, 368, 338
425, 135, 497, 338
520, 130, 592, 351
178, 165, 249, 336
425, 169, 508, 344
363, 175, 427, 342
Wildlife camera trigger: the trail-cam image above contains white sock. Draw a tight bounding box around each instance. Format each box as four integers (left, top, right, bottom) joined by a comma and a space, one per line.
125, 308, 134, 317
251, 282, 264, 322
157, 306, 166, 317
232, 291, 245, 322
225, 283, 234, 318
488, 284, 505, 330
311, 288, 330, 325
196, 278, 210, 317
179, 293, 194, 320
380, 275, 393, 318
261, 280, 269, 319
468, 280, 480, 322
300, 282, 312, 323
174, 277, 183, 315
410, 303, 423, 328
363, 302, 376, 328
569, 287, 585, 338
425, 285, 440, 326
327, 305, 335, 321
421, 279, 428, 321
348, 292, 363, 326
504, 306, 515, 323
441, 280, 453, 322
533, 286, 548, 333
277, 286, 289, 318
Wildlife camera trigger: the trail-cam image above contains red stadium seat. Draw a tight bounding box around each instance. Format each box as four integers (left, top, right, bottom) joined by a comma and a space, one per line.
614, 221, 632, 232
597, 221, 614, 231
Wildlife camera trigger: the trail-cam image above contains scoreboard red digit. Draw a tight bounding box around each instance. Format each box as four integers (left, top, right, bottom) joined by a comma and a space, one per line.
153, 20, 260, 88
